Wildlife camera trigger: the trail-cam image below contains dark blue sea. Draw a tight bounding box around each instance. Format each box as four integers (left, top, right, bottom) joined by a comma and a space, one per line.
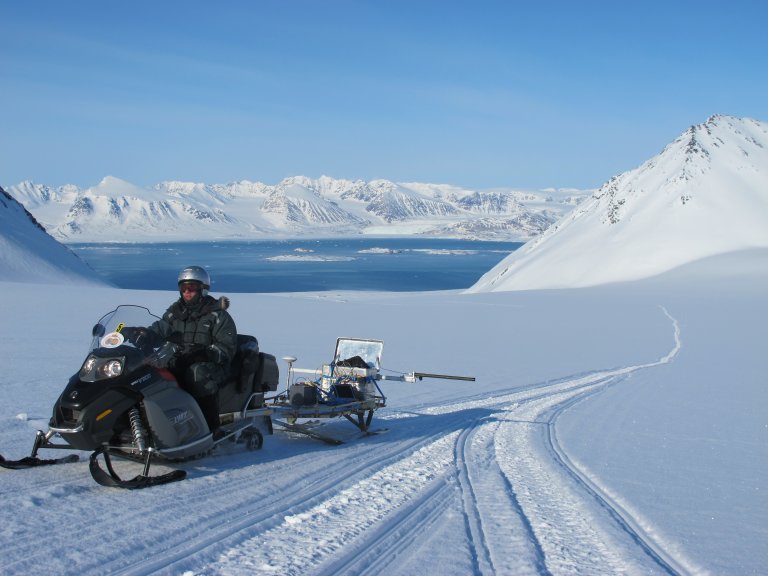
69, 238, 522, 293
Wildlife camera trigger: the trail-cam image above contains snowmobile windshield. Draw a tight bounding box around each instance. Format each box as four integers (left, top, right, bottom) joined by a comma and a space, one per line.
80, 306, 167, 383
89, 305, 162, 353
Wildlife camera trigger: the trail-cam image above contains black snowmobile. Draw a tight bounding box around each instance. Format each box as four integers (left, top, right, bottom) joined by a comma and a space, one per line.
0, 304, 279, 489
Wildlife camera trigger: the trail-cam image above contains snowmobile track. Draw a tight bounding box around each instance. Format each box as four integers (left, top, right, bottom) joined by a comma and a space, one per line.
494, 373, 661, 574
5, 309, 686, 575
454, 413, 549, 575
107, 417, 471, 575
481, 308, 682, 574
310, 474, 457, 575
544, 383, 686, 575
203, 432, 461, 575
191, 314, 679, 576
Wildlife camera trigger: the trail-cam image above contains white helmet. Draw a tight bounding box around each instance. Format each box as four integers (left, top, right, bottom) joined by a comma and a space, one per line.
178, 266, 211, 296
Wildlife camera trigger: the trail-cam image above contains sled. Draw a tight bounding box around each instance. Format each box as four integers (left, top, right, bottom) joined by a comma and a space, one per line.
268, 337, 474, 444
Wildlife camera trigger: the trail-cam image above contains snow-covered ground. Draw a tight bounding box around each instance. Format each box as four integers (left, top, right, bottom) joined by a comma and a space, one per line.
2, 247, 766, 575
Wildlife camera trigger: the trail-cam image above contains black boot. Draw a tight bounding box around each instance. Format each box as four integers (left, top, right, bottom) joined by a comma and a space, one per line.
198, 393, 220, 435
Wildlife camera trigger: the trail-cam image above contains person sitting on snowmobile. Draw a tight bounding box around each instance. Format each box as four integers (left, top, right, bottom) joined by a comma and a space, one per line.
149, 266, 237, 436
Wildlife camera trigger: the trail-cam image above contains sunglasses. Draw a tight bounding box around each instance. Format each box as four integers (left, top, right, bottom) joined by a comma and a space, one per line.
180, 283, 200, 293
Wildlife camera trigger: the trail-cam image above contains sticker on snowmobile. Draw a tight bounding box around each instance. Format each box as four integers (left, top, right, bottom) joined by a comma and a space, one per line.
115, 322, 125, 333
101, 332, 124, 348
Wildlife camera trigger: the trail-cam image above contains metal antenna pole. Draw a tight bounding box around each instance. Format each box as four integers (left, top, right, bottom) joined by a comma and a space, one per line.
282, 356, 296, 392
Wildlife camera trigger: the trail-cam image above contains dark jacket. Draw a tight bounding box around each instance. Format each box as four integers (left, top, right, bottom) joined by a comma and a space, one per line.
152, 295, 237, 369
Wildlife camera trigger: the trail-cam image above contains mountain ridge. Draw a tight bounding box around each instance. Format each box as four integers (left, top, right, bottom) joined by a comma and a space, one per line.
6, 176, 589, 242
468, 114, 768, 292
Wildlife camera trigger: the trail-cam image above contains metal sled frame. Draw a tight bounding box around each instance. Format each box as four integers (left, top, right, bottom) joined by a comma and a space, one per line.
270, 395, 387, 444
269, 337, 390, 443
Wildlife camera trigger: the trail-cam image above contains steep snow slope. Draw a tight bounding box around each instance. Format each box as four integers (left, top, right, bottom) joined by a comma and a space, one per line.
0, 186, 102, 284
469, 115, 768, 291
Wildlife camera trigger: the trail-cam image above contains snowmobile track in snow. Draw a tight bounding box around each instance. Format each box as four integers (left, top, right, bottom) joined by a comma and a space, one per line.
5, 309, 684, 576
107, 412, 476, 575
492, 372, 680, 575
544, 379, 686, 575
454, 412, 549, 575
405, 306, 683, 575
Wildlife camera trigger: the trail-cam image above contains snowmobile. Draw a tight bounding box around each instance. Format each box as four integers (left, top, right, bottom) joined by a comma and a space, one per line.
0, 304, 278, 489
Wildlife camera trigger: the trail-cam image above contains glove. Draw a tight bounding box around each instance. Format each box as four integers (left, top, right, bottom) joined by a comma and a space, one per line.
147, 341, 178, 369
120, 326, 145, 342
121, 327, 159, 350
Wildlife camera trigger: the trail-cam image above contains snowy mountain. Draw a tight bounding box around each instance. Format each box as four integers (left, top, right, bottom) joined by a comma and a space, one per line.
469, 115, 768, 292
0, 186, 102, 284
5, 176, 587, 242
338, 179, 459, 222
260, 177, 370, 230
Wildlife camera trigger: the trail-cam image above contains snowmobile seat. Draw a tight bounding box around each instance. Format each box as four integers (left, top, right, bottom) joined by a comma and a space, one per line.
220, 335, 279, 413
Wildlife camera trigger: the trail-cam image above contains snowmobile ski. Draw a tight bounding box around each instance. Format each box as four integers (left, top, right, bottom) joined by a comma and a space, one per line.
0, 453, 79, 470
88, 447, 186, 490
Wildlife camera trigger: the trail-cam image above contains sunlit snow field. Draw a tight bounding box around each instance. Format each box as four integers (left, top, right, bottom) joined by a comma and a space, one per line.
1, 248, 766, 575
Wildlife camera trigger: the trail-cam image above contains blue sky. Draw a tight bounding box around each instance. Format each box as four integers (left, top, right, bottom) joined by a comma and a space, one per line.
1, 0, 766, 190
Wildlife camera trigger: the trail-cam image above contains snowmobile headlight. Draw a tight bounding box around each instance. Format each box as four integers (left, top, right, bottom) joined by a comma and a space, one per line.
80, 355, 125, 381
80, 356, 97, 376
100, 359, 123, 379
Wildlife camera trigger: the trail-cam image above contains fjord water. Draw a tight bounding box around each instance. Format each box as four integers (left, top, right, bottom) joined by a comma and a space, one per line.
69, 238, 523, 293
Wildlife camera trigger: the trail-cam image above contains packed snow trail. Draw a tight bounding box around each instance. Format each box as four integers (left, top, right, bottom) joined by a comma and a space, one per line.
3, 308, 689, 576
163, 310, 683, 575
453, 411, 548, 574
